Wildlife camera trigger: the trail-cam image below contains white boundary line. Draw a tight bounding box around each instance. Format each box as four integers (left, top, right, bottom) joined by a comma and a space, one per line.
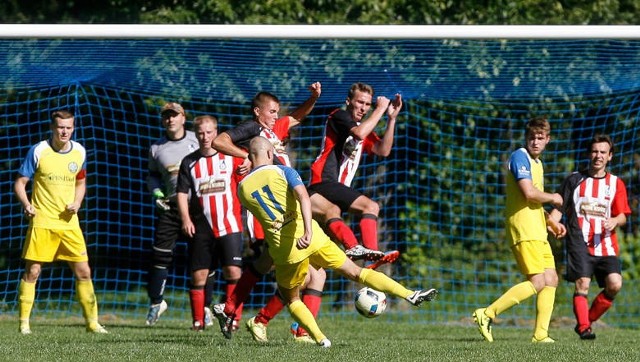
1, 24, 640, 39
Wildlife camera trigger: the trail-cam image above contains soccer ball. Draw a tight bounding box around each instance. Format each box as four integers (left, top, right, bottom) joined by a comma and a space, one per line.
355, 287, 387, 318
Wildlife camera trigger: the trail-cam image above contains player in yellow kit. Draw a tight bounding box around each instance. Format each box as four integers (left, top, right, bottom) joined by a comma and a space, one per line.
473, 117, 566, 343
14, 110, 107, 335
237, 136, 437, 347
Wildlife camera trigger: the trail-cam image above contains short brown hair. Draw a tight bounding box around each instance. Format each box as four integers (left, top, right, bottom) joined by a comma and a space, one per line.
588, 134, 614, 154
51, 110, 74, 125
251, 92, 279, 110
525, 116, 550, 136
193, 115, 218, 131
348, 82, 374, 100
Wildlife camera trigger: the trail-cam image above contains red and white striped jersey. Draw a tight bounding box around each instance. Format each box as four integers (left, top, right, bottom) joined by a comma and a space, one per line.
558, 171, 631, 256
176, 150, 244, 237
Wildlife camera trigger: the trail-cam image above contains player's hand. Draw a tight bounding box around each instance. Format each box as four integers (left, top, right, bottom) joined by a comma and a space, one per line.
550, 193, 563, 208
182, 220, 196, 238
387, 93, 403, 120
547, 218, 566, 239
155, 198, 171, 212
23, 204, 36, 218
63, 202, 81, 215
237, 157, 252, 175
296, 231, 312, 249
375, 96, 390, 110
603, 218, 618, 231
308, 82, 321, 98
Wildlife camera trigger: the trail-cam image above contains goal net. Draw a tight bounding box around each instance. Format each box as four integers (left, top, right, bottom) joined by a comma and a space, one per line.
1, 28, 639, 327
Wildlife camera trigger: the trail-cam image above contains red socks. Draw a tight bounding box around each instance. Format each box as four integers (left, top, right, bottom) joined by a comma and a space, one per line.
360, 214, 378, 250
326, 218, 358, 249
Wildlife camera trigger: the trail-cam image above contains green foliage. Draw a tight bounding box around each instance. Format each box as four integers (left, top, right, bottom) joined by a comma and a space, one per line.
1, 0, 640, 24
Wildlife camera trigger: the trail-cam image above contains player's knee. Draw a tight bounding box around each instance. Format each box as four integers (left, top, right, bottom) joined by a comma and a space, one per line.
222, 265, 242, 280
151, 250, 173, 269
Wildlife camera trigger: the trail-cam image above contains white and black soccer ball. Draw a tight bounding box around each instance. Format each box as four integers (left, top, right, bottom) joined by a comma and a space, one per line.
355, 287, 387, 318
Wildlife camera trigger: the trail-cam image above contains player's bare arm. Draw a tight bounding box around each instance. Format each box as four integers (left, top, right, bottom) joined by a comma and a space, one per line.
176, 191, 195, 237
14, 176, 36, 217
292, 183, 313, 249
288, 81, 322, 128
351, 96, 390, 141
604, 213, 627, 231
371, 94, 402, 157
516, 178, 563, 207
212, 132, 250, 159
64, 177, 86, 215
545, 211, 566, 238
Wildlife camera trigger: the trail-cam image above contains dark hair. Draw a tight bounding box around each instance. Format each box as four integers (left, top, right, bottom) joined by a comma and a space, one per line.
588, 134, 614, 155
251, 91, 280, 110
348, 82, 374, 99
51, 110, 74, 125
525, 116, 550, 136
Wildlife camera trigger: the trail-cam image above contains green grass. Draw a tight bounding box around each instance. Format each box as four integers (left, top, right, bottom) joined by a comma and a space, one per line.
2, 314, 640, 362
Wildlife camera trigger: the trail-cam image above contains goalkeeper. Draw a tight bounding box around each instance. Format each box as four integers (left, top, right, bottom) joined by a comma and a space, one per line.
145, 102, 215, 326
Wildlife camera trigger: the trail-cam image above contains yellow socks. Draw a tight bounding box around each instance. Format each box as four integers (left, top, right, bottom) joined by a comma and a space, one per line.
485, 281, 537, 319
357, 268, 413, 299
288, 300, 326, 343
534, 286, 556, 340
18, 279, 36, 326
76, 279, 99, 326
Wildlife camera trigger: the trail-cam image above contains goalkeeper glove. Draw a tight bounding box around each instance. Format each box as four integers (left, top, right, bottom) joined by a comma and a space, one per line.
153, 190, 171, 212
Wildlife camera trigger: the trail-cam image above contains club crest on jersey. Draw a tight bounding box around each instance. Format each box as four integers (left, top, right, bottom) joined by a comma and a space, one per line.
68, 162, 79, 173
219, 159, 227, 171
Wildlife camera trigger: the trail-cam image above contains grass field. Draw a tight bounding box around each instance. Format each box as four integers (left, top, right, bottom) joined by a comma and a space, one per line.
2, 313, 639, 362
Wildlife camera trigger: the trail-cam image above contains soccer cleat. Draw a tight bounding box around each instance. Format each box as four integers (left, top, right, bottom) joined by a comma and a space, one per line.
231, 319, 240, 332
531, 336, 555, 343
472, 308, 493, 342
290, 322, 299, 335
87, 323, 109, 334
406, 288, 438, 306
574, 325, 596, 340
192, 320, 205, 332
318, 338, 332, 348
345, 245, 384, 261
289, 322, 314, 343
19, 323, 32, 335
245, 317, 268, 343
365, 250, 401, 269
145, 300, 168, 326
295, 334, 316, 344
212, 303, 234, 339
204, 306, 214, 327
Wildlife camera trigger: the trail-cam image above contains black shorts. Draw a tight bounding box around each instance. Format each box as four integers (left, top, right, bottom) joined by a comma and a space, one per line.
565, 250, 621, 288
189, 217, 243, 271
307, 181, 363, 212
154, 205, 186, 250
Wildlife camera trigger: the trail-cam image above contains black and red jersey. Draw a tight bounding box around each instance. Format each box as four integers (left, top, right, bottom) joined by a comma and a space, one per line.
225, 117, 291, 166
309, 109, 379, 186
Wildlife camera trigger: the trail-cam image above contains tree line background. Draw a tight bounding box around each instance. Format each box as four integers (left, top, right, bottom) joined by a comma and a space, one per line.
2, 0, 639, 25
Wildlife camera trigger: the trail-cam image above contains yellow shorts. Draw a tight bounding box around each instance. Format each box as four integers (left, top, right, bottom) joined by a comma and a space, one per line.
511, 239, 555, 275
22, 227, 88, 263
275, 240, 348, 289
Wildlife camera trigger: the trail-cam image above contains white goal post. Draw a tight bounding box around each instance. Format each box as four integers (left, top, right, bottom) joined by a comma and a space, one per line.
1, 24, 640, 39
